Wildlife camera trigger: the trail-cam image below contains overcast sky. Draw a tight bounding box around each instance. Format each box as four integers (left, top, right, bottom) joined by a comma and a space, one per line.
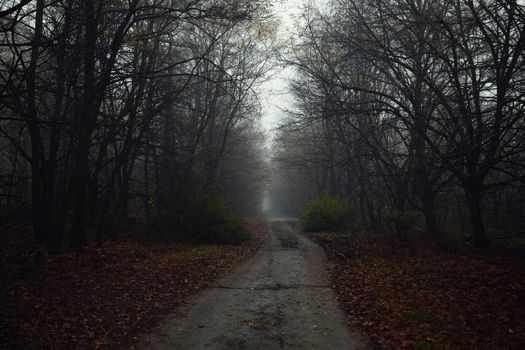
259, 0, 307, 134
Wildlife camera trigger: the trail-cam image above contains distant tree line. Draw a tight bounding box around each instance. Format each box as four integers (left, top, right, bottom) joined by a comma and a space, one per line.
271, 0, 525, 247
0, 0, 273, 252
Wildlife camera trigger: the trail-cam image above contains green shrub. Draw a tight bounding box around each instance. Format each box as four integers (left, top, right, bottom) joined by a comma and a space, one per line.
300, 193, 351, 231
179, 192, 250, 245
147, 192, 250, 245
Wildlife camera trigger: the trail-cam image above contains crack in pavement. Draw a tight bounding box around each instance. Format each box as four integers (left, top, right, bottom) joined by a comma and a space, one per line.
209, 284, 331, 291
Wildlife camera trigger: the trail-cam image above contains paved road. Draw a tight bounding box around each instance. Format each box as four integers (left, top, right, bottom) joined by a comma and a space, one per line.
139, 218, 366, 350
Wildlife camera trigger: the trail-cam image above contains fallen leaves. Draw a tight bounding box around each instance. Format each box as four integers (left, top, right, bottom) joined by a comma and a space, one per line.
0, 219, 266, 349
243, 319, 255, 327
308, 230, 525, 350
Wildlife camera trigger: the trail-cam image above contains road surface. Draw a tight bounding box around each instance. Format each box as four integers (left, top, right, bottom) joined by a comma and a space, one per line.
139, 218, 366, 350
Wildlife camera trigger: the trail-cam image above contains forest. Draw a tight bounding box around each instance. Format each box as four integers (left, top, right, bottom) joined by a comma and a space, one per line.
270, 0, 525, 249
0, 0, 273, 252
1, 0, 525, 349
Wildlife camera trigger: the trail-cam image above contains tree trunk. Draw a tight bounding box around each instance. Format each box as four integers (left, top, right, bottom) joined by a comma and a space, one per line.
421, 188, 440, 246
464, 183, 490, 247
70, 0, 96, 249
144, 142, 150, 222
27, 0, 48, 242
30, 164, 48, 241
71, 132, 90, 249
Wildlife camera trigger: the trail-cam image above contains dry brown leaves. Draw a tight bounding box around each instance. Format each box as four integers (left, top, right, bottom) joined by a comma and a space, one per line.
309, 230, 525, 350
0, 219, 266, 349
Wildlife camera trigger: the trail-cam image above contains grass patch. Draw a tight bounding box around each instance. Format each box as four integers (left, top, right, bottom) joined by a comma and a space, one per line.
415, 339, 435, 350
403, 308, 435, 324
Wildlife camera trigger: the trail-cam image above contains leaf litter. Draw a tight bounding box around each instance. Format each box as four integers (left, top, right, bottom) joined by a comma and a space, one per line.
308, 230, 525, 350
0, 219, 266, 349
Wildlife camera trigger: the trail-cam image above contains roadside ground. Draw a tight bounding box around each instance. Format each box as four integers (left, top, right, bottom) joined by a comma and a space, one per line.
305, 229, 525, 350
0, 218, 266, 349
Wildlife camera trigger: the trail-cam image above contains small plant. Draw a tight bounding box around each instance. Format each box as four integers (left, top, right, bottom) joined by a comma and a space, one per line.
379, 208, 420, 243
403, 308, 434, 324
415, 339, 434, 350
382, 209, 419, 231
300, 193, 351, 231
